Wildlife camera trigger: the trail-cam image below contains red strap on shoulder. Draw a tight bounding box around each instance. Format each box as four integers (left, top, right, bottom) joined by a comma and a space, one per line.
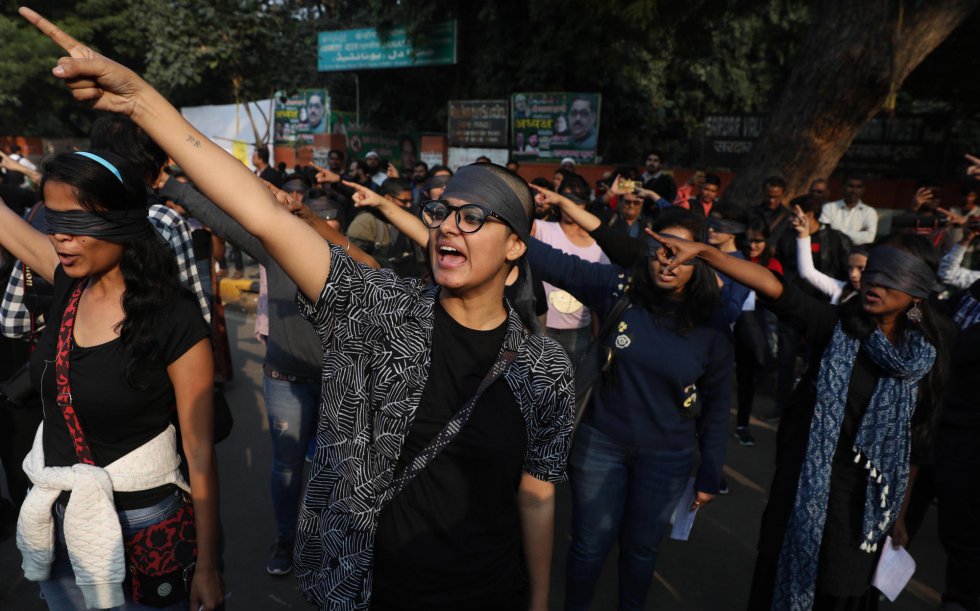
55, 280, 96, 465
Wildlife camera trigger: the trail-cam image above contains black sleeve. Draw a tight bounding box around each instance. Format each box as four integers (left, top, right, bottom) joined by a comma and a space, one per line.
158, 180, 270, 266
588, 222, 645, 268
759, 274, 839, 347
158, 294, 211, 365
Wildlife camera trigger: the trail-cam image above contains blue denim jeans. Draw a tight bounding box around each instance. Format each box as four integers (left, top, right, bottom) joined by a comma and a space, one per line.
39, 490, 190, 611
263, 375, 319, 541
564, 422, 694, 611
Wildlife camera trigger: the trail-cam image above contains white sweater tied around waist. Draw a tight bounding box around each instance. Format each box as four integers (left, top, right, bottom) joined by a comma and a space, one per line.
17, 423, 190, 610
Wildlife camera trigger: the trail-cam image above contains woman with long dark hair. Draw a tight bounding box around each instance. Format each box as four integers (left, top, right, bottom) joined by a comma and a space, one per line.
0, 150, 222, 610
650, 228, 948, 610
527, 188, 733, 610
23, 11, 574, 610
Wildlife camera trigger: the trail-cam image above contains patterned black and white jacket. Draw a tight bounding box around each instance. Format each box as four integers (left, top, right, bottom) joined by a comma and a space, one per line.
294, 245, 575, 610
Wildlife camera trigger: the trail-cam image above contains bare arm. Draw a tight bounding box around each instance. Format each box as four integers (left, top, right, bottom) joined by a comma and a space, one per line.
650, 229, 785, 300
262, 180, 381, 269
22, 8, 330, 301
344, 180, 430, 249
528, 182, 601, 232
168, 339, 223, 611
0, 201, 57, 283
0, 151, 41, 184
518, 473, 555, 611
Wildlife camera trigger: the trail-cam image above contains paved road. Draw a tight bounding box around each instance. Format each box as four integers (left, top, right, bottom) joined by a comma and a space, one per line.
0, 310, 947, 610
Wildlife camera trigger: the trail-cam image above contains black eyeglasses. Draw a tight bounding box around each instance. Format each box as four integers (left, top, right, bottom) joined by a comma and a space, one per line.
421, 200, 507, 233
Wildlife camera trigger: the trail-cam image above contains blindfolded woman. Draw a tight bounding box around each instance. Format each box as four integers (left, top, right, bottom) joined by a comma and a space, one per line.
19, 9, 574, 610
0, 149, 222, 610
650, 229, 948, 611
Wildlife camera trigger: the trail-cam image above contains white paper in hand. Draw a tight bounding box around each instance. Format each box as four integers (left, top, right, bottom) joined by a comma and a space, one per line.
669, 477, 698, 541
872, 536, 916, 602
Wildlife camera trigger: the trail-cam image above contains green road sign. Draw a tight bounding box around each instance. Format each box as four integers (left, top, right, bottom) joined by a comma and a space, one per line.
318, 21, 457, 72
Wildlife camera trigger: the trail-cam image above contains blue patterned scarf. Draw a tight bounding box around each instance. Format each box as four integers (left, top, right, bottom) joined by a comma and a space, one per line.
772, 323, 935, 610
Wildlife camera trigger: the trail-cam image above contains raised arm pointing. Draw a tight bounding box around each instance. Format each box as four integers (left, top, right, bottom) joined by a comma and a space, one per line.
20, 7, 331, 301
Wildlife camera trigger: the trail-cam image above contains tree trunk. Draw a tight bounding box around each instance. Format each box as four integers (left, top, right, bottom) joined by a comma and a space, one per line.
723, 0, 978, 210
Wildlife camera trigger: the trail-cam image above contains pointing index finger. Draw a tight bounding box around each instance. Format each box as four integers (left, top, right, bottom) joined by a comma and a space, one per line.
19, 7, 86, 54
341, 180, 367, 192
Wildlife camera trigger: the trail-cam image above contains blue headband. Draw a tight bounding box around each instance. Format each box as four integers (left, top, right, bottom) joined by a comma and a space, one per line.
74, 152, 124, 184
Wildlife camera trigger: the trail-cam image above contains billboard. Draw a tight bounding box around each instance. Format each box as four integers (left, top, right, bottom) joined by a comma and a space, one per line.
318, 21, 457, 72
447, 148, 509, 171
448, 100, 508, 148
274, 89, 329, 145
702, 113, 951, 178
345, 128, 420, 173
511, 92, 601, 163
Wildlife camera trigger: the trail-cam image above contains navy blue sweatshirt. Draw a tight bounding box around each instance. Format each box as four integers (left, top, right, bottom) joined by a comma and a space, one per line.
527, 238, 734, 493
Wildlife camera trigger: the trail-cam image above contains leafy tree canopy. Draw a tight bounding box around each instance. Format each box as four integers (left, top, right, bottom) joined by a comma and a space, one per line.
1, 0, 976, 165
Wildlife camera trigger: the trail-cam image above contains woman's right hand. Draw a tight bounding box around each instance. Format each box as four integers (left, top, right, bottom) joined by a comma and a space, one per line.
189, 565, 224, 611
646, 229, 708, 271
345, 180, 389, 209
311, 163, 342, 185
20, 7, 147, 118
528, 182, 564, 209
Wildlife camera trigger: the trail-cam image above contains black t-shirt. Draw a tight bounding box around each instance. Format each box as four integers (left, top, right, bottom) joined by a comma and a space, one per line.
30, 266, 210, 509
371, 303, 528, 611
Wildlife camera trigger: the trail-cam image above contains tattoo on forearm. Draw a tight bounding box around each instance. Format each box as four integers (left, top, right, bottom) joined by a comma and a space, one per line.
185, 134, 202, 149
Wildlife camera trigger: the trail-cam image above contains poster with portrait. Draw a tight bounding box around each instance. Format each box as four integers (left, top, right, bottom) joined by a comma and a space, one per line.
511, 92, 601, 163
274, 89, 329, 145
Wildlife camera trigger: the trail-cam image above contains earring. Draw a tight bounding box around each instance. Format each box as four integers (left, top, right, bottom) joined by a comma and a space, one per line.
907, 303, 923, 323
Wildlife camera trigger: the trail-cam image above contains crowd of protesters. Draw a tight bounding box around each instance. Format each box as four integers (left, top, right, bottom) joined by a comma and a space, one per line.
1, 8, 980, 611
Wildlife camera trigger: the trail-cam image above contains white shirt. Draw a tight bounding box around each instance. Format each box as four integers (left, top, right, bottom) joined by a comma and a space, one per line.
939, 243, 980, 289
10, 153, 36, 170
819, 200, 878, 245
796, 235, 846, 304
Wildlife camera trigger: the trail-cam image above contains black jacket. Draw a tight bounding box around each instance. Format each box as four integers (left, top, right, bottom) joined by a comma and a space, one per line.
776, 225, 853, 283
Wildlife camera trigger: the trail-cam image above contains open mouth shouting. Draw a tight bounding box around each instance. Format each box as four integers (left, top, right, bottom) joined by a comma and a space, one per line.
436, 242, 468, 268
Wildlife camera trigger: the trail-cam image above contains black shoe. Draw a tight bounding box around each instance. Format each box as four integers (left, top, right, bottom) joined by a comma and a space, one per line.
718, 479, 730, 495
734, 426, 756, 447
266, 537, 294, 576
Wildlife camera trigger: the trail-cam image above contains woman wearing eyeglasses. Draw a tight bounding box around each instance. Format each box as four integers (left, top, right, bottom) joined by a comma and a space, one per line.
21, 10, 575, 611
527, 186, 733, 611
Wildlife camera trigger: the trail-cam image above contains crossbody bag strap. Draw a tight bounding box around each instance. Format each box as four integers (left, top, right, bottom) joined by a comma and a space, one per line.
571, 290, 631, 430
381, 347, 519, 507
55, 279, 96, 465
22, 204, 43, 343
